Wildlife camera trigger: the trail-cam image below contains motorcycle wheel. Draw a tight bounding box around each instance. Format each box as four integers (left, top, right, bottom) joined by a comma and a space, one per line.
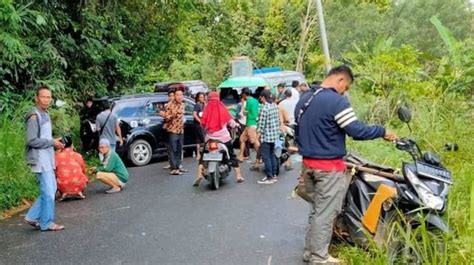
209, 171, 220, 190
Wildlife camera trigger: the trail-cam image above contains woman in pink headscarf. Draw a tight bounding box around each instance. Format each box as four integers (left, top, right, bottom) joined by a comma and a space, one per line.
193, 92, 244, 186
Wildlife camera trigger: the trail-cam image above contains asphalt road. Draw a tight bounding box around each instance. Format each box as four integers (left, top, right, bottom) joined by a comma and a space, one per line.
0, 157, 310, 265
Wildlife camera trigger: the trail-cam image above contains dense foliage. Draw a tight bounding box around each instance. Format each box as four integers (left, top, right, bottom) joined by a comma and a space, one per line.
1, 0, 473, 263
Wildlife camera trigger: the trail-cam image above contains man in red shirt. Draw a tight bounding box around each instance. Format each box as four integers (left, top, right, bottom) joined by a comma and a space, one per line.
295, 66, 397, 264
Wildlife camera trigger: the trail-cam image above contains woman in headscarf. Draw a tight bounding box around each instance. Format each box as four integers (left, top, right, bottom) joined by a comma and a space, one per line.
193, 92, 244, 186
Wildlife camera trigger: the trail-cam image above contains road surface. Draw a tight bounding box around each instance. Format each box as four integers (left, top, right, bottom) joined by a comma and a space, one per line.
0, 157, 310, 265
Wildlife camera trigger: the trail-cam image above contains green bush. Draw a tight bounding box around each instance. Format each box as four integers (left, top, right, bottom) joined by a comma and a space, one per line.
345, 89, 473, 264
0, 101, 37, 212
0, 96, 83, 212
339, 19, 473, 262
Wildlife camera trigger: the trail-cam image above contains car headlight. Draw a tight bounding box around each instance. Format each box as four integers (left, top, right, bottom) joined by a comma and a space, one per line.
130, 121, 138, 128
405, 168, 444, 210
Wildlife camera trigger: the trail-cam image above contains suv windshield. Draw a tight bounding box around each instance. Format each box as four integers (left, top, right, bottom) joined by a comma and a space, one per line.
112, 99, 145, 118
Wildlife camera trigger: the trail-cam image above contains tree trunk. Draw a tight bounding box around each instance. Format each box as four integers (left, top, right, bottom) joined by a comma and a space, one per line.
296, 0, 318, 72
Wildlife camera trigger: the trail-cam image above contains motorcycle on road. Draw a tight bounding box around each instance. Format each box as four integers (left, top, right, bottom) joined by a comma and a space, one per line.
201, 139, 231, 190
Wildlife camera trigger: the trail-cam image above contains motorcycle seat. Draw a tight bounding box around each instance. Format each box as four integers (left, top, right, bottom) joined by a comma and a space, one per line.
345, 153, 398, 174
360, 172, 397, 190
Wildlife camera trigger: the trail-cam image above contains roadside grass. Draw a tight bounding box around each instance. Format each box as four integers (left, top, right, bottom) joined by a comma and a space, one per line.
339, 90, 473, 264
0, 99, 90, 213
0, 101, 38, 212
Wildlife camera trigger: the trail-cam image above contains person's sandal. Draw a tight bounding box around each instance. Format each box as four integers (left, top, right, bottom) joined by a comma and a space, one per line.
250, 165, 260, 171
236, 178, 245, 183
179, 168, 188, 173
59, 194, 67, 202
170, 170, 183, 176
193, 177, 203, 186
43, 223, 65, 232
105, 187, 121, 194
24, 219, 39, 229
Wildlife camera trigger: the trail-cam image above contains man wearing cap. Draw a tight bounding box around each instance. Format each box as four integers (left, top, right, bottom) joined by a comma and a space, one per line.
94, 138, 129, 194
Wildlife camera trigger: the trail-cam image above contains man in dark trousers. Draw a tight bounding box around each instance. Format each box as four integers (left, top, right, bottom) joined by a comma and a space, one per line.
160, 90, 186, 175
295, 65, 397, 264
79, 97, 99, 151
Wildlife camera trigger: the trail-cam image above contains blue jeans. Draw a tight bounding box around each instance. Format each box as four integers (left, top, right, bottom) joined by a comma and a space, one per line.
26, 170, 57, 230
261, 142, 278, 178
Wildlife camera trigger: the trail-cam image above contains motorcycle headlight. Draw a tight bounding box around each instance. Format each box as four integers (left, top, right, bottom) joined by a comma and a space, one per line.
405, 168, 444, 210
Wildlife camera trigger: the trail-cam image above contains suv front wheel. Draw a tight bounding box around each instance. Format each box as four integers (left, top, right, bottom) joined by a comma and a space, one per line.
129, 139, 152, 166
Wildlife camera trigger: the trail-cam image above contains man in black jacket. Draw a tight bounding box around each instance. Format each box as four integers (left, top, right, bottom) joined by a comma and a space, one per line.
80, 97, 99, 151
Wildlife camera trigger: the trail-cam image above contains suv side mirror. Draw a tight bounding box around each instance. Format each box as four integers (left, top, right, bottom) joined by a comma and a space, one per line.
397, 105, 412, 123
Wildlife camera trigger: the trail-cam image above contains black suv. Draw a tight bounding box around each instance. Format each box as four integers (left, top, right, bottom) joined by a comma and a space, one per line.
109, 93, 197, 166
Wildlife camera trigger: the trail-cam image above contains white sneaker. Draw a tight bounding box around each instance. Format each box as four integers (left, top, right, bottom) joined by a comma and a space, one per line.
327, 256, 340, 263
302, 251, 311, 262
310, 255, 340, 264
257, 177, 275, 184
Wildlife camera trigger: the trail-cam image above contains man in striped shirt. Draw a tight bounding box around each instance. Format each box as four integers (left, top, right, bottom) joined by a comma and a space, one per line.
295, 65, 397, 264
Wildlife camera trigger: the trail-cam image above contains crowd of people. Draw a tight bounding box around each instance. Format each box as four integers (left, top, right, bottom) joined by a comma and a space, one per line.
23, 65, 398, 265
24, 86, 130, 231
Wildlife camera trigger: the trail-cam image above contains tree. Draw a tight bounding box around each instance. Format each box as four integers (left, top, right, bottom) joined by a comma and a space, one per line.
296, 0, 319, 72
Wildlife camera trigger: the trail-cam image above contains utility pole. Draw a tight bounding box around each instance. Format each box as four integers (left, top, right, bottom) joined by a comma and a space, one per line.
315, 0, 331, 73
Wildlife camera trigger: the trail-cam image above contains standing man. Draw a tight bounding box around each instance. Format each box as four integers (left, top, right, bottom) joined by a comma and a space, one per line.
160, 90, 186, 175
238, 88, 260, 162
96, 101, 123, 151
291, 80, 300, 93
275, 83, 286, 104
162, 90, 176, 170
295, 65, 397, 264
279, 89, 297, 127
80, 97, 98, 121
299, 83, 310, 94
79, 97, 99, 152
192, 92, 206, 160
278, 89, 294, 171
24, 86, 65, 231
256, 90, 280, 184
